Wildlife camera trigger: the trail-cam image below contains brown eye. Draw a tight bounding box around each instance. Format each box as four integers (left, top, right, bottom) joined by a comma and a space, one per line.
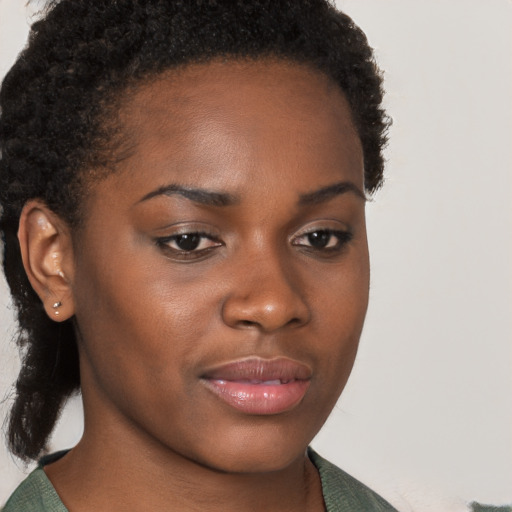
292, 229, 353, 252
174, 234, 201, 251
156, 231, 222, 257
307, 231, 332, 249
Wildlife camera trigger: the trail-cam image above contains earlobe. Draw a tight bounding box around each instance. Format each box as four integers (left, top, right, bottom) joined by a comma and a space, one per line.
17, 200, 75, 322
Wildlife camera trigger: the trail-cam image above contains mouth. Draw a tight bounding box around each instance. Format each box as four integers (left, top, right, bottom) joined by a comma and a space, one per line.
201, 357, 312, 415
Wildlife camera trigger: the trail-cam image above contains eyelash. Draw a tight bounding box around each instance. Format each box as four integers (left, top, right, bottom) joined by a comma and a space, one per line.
155, 228, 353, 260
156, 231, 222, 260
292, 229, 353, 253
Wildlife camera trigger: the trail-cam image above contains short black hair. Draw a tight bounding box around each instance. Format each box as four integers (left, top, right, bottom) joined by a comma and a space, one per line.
0, 0, 389, 461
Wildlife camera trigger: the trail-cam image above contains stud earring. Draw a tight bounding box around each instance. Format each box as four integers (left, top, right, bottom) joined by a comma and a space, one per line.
52, 301, 62, 316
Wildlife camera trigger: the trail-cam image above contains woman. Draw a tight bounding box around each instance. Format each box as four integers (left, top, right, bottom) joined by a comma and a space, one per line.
1, 0, 395, 510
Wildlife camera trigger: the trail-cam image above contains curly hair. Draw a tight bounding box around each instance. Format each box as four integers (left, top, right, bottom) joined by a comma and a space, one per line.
0, 0, 389, 461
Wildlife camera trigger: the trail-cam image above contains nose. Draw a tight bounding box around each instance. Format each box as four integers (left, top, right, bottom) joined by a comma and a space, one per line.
221, 252, 311, 333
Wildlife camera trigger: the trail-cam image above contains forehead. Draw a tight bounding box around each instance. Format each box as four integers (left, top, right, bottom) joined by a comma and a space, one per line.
124, 59, 354, 122
100, 59, 364, 202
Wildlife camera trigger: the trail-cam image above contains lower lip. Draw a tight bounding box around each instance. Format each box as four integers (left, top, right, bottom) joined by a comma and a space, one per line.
202, 379, 310, 415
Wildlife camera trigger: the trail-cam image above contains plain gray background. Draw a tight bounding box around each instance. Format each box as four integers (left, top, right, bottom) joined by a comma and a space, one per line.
1, 1, 511, 510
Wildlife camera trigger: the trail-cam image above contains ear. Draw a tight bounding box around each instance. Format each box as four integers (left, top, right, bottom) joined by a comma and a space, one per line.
18, 200, 75, 322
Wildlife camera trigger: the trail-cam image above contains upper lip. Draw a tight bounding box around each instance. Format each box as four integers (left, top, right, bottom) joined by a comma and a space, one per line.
201, 357, 312, 382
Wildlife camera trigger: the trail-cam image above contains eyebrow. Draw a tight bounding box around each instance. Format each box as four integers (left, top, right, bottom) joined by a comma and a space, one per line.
137, 180, 366, 208
137, 184, 238, 207
298, 181, 367, 205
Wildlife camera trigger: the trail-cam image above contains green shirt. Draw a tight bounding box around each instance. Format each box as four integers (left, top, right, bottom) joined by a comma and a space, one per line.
2, 449, 398, 511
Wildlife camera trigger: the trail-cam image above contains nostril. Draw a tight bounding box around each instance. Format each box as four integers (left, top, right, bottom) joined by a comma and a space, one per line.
240, 320, 257, 328
237, 316, 304, 330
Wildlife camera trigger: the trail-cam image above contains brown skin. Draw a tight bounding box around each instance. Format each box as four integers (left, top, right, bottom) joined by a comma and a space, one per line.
19, 60, 369, 511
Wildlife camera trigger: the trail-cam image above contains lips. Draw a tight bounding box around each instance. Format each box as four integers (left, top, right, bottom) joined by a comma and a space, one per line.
201, 357, 312, 415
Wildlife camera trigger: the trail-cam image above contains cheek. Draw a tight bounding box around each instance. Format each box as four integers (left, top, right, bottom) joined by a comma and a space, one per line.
73, 252, 216, 370
73, 254, 219, 439
310, 235, 370, 324
309, 243, 370, 383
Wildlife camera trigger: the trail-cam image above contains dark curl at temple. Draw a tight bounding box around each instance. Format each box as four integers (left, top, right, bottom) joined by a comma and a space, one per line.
0, 0, 389, 461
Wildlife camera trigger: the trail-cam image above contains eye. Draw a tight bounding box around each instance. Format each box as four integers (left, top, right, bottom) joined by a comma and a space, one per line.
156, 231, 222, 259
292, 229, 352, 252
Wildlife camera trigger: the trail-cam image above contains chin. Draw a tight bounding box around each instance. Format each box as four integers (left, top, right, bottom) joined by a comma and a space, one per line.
197, 446, 306, 475
175, 417, 318, 475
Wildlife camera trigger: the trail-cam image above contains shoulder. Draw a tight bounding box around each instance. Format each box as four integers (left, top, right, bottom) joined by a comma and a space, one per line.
308, 448, 398, 512
2, 466, 68, 512
470, 504, 512, 512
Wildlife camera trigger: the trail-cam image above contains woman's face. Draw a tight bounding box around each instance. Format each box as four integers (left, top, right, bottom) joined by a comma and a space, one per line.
71, 60, 369, 473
